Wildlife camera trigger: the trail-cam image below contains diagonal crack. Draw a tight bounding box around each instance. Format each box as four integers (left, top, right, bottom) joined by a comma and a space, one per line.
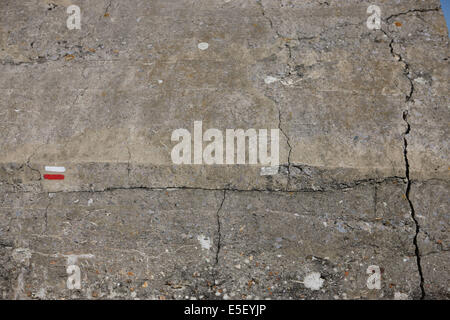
24, 146, 42, 181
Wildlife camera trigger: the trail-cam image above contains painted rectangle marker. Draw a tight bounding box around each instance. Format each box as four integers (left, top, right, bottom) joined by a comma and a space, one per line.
45, 166, 66, 173
43, 174, 65, 180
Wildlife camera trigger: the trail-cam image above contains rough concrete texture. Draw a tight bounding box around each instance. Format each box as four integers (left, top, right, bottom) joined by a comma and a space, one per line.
0, 0, 448, 299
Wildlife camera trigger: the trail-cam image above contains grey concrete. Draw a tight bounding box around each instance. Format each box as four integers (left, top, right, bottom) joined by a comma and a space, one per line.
0, 0, 448, 299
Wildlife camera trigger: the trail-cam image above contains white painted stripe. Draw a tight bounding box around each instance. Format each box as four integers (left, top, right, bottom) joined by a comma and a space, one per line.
45, 166, 66, 173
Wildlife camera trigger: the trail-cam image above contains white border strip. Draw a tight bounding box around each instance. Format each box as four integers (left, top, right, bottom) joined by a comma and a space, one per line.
45, 166, 66, 173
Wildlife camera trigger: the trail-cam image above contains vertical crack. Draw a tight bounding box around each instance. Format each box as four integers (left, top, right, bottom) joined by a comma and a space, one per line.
104, 0, 112, 15
278, 108, 292, 190
26, 144, 41, 169
19, 144, 44, 188
126, 144, 131, 180
72, 87, 88, 107
43, 197, 53, 234
381, 27, 424, 298
402, 111, 425, 299
374, 184, 377, 217
100, 0, 113, 20
263, 94, 292, 190
215, 190, 226, 266
256, 0, 282, 38
381, 29, 415, 101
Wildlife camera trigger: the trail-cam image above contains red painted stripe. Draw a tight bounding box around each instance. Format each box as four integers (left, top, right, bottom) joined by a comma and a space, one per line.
44, 174, 65, 180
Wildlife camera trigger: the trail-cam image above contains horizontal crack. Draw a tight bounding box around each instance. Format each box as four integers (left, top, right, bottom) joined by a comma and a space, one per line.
0, 176, 407, 196
385, 7, 441, 23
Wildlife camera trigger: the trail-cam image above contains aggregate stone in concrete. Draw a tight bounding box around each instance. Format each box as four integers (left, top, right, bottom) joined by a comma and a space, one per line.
1, 189, 223, 299
0, 0, 448, 299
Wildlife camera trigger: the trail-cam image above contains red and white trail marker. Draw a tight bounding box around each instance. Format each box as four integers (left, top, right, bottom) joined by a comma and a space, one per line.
44, 166, 66, 180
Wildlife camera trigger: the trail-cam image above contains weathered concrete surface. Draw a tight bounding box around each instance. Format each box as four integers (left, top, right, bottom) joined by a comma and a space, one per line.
0, 0, 448, 299
410, 181, 449, 300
